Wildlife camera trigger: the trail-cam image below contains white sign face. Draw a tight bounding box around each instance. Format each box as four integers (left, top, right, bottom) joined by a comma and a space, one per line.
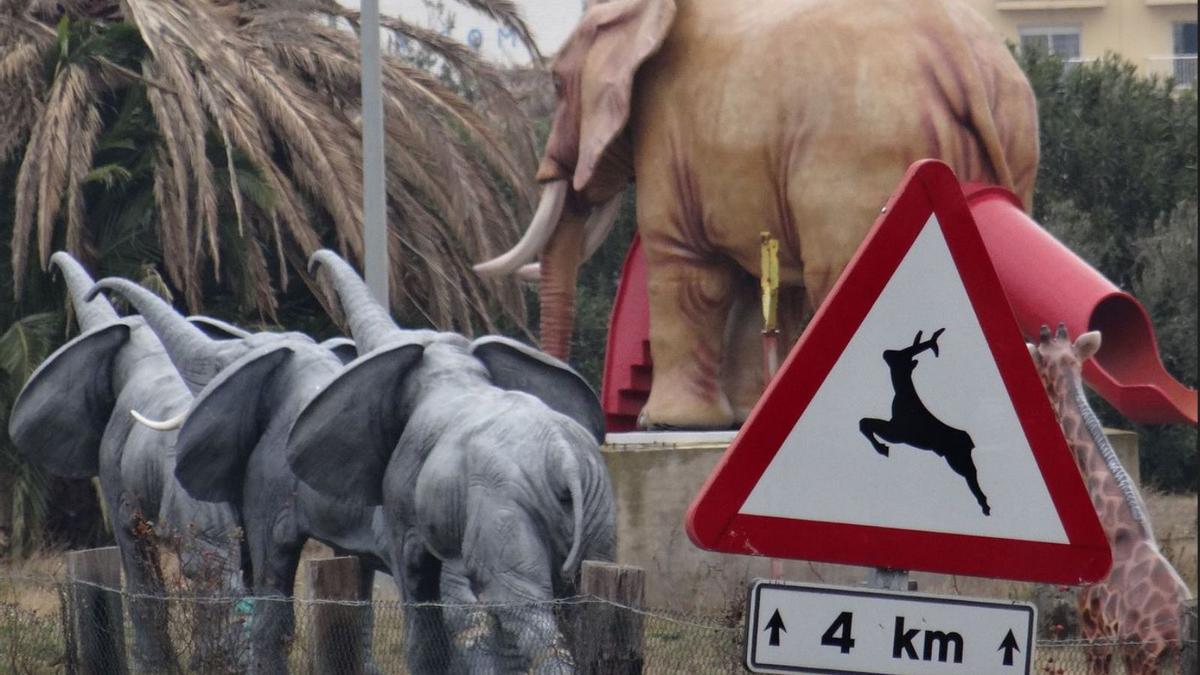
739, 216, 1068, 544
746, 580, 1036, 675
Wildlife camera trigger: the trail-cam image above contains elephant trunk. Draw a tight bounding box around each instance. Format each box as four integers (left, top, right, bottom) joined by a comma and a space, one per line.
87, 278, 234, 394
49, 252, 118, 331
309, 250, 402, 354
538, 206, 588, 360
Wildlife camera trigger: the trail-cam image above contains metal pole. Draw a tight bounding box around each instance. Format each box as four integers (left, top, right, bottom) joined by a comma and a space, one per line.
361, 0, 388, 307
760, 232, 785, 581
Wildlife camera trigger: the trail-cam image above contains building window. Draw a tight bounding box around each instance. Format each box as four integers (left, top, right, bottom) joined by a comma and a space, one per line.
1174, 22, 1197, 86
1019, 25, 1082, 61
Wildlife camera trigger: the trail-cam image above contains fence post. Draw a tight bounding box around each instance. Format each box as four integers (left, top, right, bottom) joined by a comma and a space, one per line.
572, 561, 645, 675
65, 546, 127, 675
1182, 600, 1198, 674
307, 555, 364, 675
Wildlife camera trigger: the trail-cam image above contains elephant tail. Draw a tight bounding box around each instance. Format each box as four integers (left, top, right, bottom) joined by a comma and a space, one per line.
560, 445, 586, 579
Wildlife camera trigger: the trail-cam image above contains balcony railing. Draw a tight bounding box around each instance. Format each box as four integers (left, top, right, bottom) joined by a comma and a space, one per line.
997, 0, 1106, 9
1147, 55, 1198, 88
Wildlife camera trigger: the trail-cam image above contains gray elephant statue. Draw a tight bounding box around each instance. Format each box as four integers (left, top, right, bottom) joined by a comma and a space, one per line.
8, 253, 245, 672
476, 0, 1039, 430
88, 278, 389, 675
286, 250, 616, 674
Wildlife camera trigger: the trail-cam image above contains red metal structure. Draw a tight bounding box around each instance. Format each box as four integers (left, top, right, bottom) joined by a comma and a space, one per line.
600, 236, 652, 431
964, 184, 1196, 425
600, 184, 1197, 430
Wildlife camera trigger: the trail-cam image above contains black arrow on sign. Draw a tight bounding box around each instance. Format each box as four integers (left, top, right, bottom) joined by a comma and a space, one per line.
764, 610, 786, 646
998, 629, 1020, 666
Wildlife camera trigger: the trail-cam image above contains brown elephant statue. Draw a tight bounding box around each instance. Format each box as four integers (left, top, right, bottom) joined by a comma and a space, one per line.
476, 0, 1038, 430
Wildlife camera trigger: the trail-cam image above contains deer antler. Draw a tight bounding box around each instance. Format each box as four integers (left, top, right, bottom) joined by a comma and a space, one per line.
909, 328, 946, 357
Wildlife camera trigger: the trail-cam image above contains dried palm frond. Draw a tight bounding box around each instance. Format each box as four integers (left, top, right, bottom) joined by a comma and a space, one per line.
5, 0, 539, 333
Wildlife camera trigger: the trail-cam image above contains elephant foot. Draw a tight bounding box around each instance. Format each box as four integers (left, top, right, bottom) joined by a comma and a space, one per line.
636, 415, 688, 431
636, 403, 735, 431
730, 404, 756, 427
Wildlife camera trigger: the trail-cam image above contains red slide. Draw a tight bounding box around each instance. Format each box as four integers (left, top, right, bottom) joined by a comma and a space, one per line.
964, 184, 1196, 426
601, 186, 1196, 429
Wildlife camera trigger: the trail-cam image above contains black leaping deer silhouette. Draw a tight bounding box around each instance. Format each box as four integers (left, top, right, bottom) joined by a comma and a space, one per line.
859, 329, 991, 516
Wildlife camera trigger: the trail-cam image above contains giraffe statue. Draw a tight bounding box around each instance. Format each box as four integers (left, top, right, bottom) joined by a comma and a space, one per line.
1029, 324, 1192, 675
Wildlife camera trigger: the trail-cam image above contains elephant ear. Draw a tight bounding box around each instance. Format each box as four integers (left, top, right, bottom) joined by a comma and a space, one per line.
470, 336, 606, 443
174, 344, 293, 502
570, 0, 676, 192
8, 323, 130, 478
288, 342, 425, 506
319, 337, 357, 364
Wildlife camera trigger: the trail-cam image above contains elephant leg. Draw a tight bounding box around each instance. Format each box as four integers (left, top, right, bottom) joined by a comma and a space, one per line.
721, 276, 765, 424
639, 258, 738, 429
245, 526, 301, 675
786, 199, 862, 320
114, 495, 179, 673
776, 286, 810, 350
179, 539, 246, 673
467, 507, 573, 675
441, 559, 503, 674
397, 533, 453, 674
354, 559, 384, 675
722, 279, 810, 424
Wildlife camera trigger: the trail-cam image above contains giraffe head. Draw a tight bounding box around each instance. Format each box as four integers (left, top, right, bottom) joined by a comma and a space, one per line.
1027, 323, 1101, 421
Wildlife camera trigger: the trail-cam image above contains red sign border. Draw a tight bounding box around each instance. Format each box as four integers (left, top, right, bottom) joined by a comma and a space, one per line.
685, 161, 1111, 584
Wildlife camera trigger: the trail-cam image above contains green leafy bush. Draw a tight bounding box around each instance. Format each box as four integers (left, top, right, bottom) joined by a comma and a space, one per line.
1019, 49, 1197, 491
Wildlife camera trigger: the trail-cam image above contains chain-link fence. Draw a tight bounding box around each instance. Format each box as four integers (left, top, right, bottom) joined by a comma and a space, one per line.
1, 572, 1196, 673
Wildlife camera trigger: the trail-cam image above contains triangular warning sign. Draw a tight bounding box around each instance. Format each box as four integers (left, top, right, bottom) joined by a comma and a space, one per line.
685, 161, 1111, 584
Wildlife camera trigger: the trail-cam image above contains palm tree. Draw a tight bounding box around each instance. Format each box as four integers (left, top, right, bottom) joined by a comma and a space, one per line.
2, 0, 540, 333
0, 0, 542, 555
0, 312, 58, 557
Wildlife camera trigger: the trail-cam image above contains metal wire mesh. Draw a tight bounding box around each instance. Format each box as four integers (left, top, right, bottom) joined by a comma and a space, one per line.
1, 573, 1196, 673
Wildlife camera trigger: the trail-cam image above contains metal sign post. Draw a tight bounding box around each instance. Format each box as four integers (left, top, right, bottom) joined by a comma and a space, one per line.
360, 0, 388, 307
760, 232, 783, 580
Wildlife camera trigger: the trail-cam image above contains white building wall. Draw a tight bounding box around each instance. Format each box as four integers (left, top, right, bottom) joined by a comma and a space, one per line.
340, 0, 586, 64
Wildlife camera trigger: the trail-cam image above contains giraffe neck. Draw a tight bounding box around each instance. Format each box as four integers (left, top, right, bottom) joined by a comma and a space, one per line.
1063, 374, 1155, 543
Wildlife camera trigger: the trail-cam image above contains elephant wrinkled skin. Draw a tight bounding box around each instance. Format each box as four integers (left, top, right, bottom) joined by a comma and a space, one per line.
8, 253, 244, 672
288, 251, 616, 674
477, 0, 1039, 430
89, 278, 389, 675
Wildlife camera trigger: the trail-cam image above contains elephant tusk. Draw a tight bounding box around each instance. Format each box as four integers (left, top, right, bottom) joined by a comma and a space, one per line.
130, 409, 187, 431
510, 193, 623, 285
581, 193, 623, 262
474, 180, 568, 276
516, 263, 541, 282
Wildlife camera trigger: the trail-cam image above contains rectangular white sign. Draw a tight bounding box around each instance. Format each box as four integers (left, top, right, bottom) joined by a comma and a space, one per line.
746, 580, 1036, 674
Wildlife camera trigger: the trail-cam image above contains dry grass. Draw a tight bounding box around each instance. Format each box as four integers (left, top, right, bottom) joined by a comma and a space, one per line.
1144, 490, 1198, 594
0, 547, 67, 615
1, 494, 1195, 615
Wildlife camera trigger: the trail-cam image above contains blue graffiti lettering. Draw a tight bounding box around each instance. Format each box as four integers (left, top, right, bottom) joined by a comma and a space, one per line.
497, 26, 519, 48
467, 27, 484, 50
